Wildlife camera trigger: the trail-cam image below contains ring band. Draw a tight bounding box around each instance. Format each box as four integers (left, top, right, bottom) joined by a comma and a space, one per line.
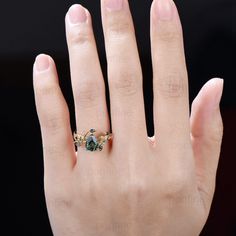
73, 129, 112, 152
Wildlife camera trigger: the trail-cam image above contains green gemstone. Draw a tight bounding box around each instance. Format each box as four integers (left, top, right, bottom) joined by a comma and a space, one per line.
86, 136, 98, 152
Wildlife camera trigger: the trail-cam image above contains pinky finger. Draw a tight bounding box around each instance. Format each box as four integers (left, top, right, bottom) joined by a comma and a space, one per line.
33, 54, 76, 178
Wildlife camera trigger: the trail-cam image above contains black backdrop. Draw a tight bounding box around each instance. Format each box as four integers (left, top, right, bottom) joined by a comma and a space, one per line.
1, 0, 235, 235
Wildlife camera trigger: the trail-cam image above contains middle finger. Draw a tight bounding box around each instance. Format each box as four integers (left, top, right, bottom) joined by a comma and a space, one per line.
101, 0, 148, 150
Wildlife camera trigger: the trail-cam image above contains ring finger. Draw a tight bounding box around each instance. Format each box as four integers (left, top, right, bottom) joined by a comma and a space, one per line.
65, 5, 110, 158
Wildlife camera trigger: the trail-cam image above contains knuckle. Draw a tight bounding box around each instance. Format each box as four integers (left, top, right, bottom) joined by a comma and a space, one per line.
159, 31, 181, 43
128, 182, 148, 200
120, 179, 150, 202
42, 115, 65, 133
46, 193, 72, 210
163, 171, 189, 198
79, 180, 104, 202
110, 70, 142, 96
157, 24, 182, 43
35, 82, 58, 97
157, 71, 187, 98
69, 27, 92, 46
45, 185, 72, 210
75, 82, 103, 108
106, 20, 133, 40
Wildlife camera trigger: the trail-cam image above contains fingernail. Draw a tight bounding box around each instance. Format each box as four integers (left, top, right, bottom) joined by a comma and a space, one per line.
68, 4, 87, 24
156, 0, 173, 21
35, 54, 50, 72
105, 0, 123, 11
214, 78, 224, 108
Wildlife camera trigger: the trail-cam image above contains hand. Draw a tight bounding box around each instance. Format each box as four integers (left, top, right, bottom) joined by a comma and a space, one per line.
33, 0, 223, 235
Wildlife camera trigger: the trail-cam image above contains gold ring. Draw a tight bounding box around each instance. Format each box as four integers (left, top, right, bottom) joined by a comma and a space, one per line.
73, 128, 112, 152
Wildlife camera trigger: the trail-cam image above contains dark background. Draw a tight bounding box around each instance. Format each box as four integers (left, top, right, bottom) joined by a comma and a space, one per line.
2, 0, 235, 235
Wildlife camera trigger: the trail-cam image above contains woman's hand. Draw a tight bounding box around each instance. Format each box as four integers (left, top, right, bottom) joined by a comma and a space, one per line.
33, 0, 223, 235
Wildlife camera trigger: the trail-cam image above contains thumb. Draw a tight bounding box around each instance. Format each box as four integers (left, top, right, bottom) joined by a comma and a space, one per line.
190, 78, 224, 206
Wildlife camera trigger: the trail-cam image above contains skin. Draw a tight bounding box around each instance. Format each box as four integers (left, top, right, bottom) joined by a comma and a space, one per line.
33, 0, 224, 235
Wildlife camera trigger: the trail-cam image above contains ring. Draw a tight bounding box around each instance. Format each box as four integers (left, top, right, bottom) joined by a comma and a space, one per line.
73, 128, 112, 152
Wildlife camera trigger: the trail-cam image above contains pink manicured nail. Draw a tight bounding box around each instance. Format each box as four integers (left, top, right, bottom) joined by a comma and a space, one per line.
156, 0, 173, 21
105, 0, 123, 11
68, 4, 87, 24
35, 54, 50, 72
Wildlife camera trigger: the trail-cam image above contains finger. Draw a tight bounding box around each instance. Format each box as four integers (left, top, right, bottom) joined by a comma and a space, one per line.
65, 5, 110, 156
101, 0, 148, 150
190, 78, 224, 205
151, 0, 190, 148
33, 54, 76, 177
